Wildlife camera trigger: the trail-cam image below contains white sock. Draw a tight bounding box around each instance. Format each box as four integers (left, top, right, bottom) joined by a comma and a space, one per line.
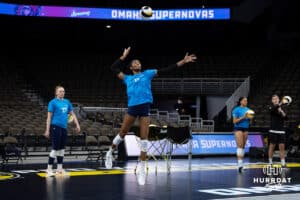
47, 165, 53, 171
269, 158, 273, 164
238, 159, 243, 167
112, 134, 123, 147
57, 164, 63, 171
108, 147, 113, 153
281, 159, 286, 166
140, 161, 146, 170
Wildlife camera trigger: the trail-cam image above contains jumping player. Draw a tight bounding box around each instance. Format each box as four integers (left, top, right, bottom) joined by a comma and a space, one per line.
105, 47, 196, 185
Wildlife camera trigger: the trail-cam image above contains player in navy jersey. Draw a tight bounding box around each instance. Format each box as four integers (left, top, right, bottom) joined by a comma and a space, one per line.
232, 97, 252, 173
44, 86, 81, 177
105, 47, 196, 185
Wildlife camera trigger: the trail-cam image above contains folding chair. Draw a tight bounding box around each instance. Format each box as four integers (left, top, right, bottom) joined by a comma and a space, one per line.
166, 126, 193, 173
132, 125, 169, 175
3, 136, 22, 164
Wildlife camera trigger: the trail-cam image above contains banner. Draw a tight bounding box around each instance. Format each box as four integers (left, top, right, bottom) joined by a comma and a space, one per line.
125, 133, 264, 156
0, 2, 230, 21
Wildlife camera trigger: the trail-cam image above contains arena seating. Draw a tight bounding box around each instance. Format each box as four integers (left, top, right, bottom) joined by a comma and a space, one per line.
250, 54, 300, 129
15, 53, 268, 106
1, 52, 299, 159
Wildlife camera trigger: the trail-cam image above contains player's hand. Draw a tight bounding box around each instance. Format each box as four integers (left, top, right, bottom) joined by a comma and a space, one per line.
120, 47, 131, 60
183, 53, 197, 64
242, 114, 248, 120
44, 130, 50, 138
278, 107, 286, 116
75, 125, 81, 133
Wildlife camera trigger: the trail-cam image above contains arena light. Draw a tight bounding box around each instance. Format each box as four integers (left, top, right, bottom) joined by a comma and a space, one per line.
0, 2, 230, 21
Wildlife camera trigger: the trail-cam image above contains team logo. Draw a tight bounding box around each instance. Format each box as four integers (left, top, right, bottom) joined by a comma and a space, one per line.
134, 77, 140, 82
0, 172, 21, 181
61, 107, 68, 113
15, 5, 41, 16
253, 164, 292, 186
263, 164, 282, 176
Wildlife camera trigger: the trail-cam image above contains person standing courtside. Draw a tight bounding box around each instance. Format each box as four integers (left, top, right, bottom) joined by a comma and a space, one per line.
268, 94, 288, 167
232, 97, 253, 173
44, 86, 80, 176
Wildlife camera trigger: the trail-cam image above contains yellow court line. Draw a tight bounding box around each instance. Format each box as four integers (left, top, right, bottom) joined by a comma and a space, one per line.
171, 163, 300, 169
193, 163, 300, 170
37, 170, 126, 178
246, 163, 300, 169
36, 163, 300, 177
284, 163, 300, 167
0, 175, 14, 180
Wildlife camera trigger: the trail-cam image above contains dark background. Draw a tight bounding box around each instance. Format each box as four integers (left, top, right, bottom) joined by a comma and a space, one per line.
0, 0, 299, 57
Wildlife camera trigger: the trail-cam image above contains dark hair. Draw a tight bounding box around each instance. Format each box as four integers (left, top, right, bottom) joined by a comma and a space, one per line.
128, 59, 140, 68
237, 97, 247, 106
272, 94, 279, 98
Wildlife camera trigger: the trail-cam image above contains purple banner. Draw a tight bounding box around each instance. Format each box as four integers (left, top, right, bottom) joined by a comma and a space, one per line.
0, 2, 230, 20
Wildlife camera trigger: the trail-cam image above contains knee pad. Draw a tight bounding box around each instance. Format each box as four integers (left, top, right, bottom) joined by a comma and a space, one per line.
140, 140, 148, 152
57, 149, 65, 157
113, 134, 124, 146
237, 148, 244, 157
49, 150, 57, 158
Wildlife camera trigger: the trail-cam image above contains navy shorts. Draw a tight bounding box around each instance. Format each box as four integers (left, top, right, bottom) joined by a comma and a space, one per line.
233, 127, 249, 132
127, 103, 150, 118
50, 125, 67, 150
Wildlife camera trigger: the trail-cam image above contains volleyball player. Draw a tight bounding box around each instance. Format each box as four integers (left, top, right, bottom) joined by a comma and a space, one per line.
268, 94, 288, 167
105, 47, 196, 185
44, 86, 81, 176
232, 97, 252, 173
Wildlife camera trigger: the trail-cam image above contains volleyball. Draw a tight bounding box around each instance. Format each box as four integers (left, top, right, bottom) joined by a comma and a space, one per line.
282, 96, 292, 105
140, 6, 153, 18
246, 109, 255, 119
68, 114, 74, 123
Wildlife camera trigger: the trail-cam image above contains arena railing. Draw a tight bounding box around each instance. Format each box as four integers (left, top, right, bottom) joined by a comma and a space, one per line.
225, 77, 250, 120
152, 78, 245, 95
81, 107, 214, 132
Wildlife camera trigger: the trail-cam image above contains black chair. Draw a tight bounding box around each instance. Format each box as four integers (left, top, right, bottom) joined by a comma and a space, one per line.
166, 126, 192, 173
132, 125, 169, 175
167, 126, 191, 145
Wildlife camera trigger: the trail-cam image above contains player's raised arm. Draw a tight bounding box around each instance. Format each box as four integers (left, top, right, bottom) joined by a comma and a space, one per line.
157, 53, 197, 75
110, 47, 131, 80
